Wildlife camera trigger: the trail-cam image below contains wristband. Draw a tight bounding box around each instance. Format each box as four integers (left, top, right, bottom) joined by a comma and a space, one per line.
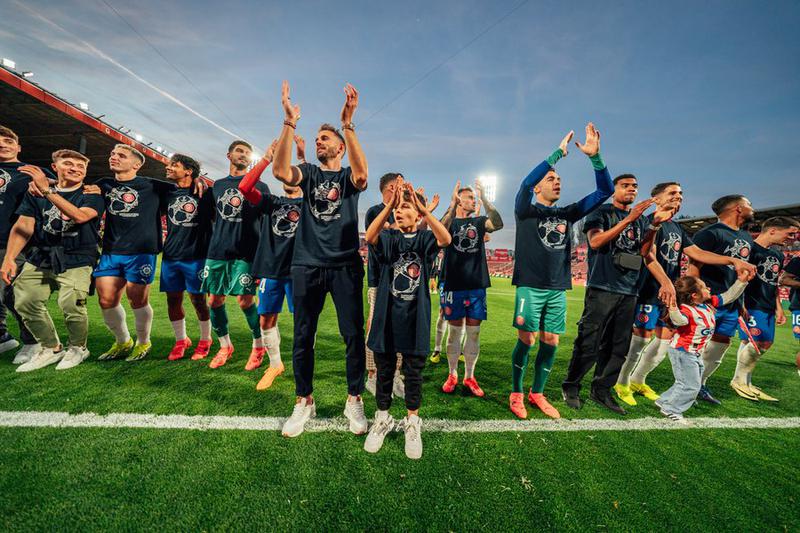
589, 152, 605, 171
342, 122, 355, 131
283, 120, 296, 129
546, 148, 564, 167
647, 223, 661, 232
42, 188, 52, 196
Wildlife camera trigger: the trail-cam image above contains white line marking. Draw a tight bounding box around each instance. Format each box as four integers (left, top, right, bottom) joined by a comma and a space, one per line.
1, 411, 799, 433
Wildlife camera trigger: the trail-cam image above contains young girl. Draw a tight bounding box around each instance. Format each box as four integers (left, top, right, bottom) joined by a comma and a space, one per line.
657, 270, 751, 423
363, 180, 451, 459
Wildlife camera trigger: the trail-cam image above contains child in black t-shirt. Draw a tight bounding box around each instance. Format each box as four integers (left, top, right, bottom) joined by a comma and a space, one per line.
364, 181, 451, 459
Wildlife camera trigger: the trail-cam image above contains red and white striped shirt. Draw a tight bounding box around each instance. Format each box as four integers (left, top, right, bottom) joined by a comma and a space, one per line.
670, 296, 722, 355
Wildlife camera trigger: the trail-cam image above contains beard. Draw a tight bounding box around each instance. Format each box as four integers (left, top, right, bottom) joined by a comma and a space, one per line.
317, 147, 337, 164
232, 161, 248, 171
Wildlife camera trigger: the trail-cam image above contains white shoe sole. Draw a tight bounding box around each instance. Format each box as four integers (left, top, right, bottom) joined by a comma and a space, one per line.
364, 435, 387, 453
17, 357, 62, 373
344, 410, 368, 435
405, 442, 422, 460
56, 358, 86, 371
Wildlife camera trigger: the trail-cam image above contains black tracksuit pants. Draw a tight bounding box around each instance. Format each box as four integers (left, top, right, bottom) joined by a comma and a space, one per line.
374, 351, 426, 411
291, 265, 366, 397
563, 287, 638, 396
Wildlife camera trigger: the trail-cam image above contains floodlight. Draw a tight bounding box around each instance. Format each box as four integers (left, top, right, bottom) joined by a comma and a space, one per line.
22, 71, 34, 78
134, 133, 143, 142
1, 58, 15, 69
477, 174, 497, 202
78, 102, 89, 111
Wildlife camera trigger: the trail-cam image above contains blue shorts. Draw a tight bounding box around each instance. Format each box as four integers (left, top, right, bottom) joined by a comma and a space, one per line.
633, 302, 666, 331
160, 258, 205, 294
792, 311, 800, 340
713, 306, 740, 338
738, 310, 776, 343
440, 288, 487, 321
257, 278, 294, 314
93, 253, 156, 285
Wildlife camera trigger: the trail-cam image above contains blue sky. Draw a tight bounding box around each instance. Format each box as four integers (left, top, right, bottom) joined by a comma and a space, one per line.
1, 0, 799, 248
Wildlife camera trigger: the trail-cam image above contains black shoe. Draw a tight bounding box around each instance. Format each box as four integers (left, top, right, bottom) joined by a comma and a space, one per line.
589, 390, 627, 415
697, 385, 721, 405
562, 388, 583, 410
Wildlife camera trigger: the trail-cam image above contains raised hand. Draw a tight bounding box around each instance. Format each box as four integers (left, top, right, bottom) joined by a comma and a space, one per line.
265, 139, 279, 162
427, 193, 440, 213
575, 122, 600, 157
294, 135, 306, 161
559, 130, 574, 157
281, 81, 301, 123
653, 206, 677, 225
340, 83, 359, 125
450, 180, 461, 205
19, 164, 50, 191
628, 198, 655, 221
474, 179, 486, 200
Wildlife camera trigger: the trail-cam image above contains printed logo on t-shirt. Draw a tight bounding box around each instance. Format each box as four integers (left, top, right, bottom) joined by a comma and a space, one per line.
756, 255, 781, 285
0, 169, 10, 194
272, 203, 301, 237
42, 203, 77, 236
167, 195, 199, 227
659, 232, 683, 265
391, 251, 422, 301
106, 185, 140, 217
453, 223, 480, 253
614, 223, 641, 252
538, 217, 568, 250
723, 238, 751, 268
310, 180, 342, 221
217, 188, 244, 222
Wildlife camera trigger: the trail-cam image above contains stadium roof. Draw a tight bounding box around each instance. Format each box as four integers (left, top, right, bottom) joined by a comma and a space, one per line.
677, 203, 800, 234
0, 65, 169, 181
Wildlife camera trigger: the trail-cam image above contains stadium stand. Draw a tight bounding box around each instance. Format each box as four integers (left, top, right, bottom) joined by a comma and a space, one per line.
0, 64, 170, 180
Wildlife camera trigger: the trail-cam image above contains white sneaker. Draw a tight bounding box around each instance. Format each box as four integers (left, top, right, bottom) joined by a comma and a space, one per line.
16, 347, 63, 373
365, 374, 377, 395
55, 346, 91, 370
344, 396, 368, 435
660, 409, 691, 426
392, 371, 405, 399
364, 410, 395, 454
404, 414, 423, 459
282, 398, 316, 438
12, 342, 41, 365
0, 335, 19, 355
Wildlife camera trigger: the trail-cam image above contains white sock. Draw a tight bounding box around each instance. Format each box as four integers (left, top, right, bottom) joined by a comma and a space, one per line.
701, 340, 730, 384
631, 339, 670, 384
218, 334, 232, 349
132, 304, 153, 345
171, 319, 186, 341
252, 336, 264, 348
461, 324, 467, 352
198, 319, 212, 341
463, 325, 481, 379
102, 306, 130, 344
262, 326, 282, 366
434, 315, 447, 352
446, 323, 463, 376
617, 335, 649, 386
733, 342, 760, 384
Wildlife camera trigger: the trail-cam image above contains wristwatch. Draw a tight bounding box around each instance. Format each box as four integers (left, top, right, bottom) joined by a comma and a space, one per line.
342, 122, 355, 131
42, 188, 52, 196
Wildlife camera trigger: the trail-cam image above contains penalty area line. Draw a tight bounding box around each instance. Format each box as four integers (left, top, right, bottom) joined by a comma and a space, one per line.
1, 411, 800, 433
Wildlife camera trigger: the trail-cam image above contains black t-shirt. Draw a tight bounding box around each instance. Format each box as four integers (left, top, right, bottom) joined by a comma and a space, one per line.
367, 229, 439, 355
163, 185, 215, 261
206, 176, 269, 261
692, 222, 753, 307
252, 195, 302, 279
744, 242, 784, 312
98, 176, 172, 255
293, 163, 362, 267
16, 188, 105, 270
441, 216, 490, 291
365, 202, 395, 288
784, 257, 800, 311
583, 204, 649, 296
512, 202, 587, 290
0, 162, 55, 248
637, 218, 694, 304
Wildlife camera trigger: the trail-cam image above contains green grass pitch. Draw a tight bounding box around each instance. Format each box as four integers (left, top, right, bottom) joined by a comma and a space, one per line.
1, 274, 799, 531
